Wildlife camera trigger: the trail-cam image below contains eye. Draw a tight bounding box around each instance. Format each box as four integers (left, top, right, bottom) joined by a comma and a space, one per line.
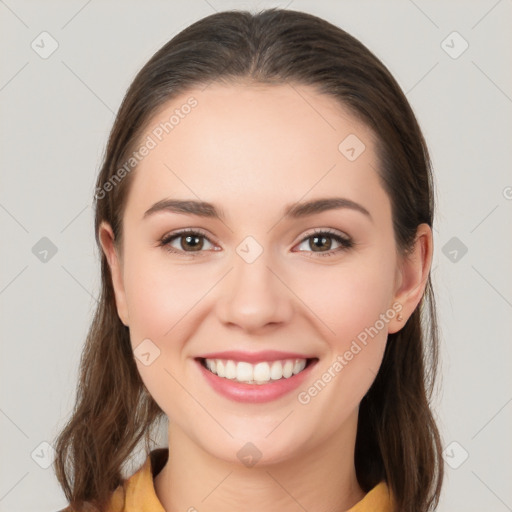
294, 228, 353, 256
159, 228, 353, 258
160, 229, 217, 256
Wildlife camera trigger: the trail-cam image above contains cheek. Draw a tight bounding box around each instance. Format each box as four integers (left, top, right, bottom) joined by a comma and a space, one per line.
121, 250, 220, 412
289, 254, 396, 405
123, 250, 213, 344
121, 250, 210, 418
291, 254, 396, 347
292, 282, 391, 431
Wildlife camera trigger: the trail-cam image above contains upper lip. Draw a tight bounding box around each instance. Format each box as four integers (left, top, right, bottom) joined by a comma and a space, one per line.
196, 350, 316, 364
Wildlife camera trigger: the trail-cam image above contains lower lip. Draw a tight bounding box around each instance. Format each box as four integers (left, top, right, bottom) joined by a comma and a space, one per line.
195, 359, 317, 403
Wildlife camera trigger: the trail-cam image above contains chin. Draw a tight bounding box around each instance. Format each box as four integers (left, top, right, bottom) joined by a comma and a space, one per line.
194, 424, 314, 468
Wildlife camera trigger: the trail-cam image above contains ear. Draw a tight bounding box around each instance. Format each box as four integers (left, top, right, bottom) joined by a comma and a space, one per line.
98, 221, 130, 326
388, 223, 433, 334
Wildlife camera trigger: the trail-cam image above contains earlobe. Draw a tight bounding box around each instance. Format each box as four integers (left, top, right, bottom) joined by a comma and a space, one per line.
388, 224, 433, 334
98, 221, 130, 326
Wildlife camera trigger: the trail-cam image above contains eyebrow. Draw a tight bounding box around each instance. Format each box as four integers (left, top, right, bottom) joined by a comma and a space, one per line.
143, 197, 372, 222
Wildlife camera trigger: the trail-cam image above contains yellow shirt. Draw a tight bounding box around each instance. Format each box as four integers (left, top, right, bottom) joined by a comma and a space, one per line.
61, 448, 395, 512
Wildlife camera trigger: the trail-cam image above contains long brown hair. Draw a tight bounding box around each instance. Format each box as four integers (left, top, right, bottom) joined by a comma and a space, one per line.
54, 8, 443, 511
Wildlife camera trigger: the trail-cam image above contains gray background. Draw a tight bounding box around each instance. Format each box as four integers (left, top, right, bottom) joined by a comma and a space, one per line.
1, 0, 511, 510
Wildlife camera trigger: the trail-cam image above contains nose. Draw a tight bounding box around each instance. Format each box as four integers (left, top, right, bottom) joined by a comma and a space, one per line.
216, 249, 294, 334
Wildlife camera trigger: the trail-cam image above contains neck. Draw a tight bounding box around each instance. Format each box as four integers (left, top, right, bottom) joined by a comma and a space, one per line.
154, 411, 365, 512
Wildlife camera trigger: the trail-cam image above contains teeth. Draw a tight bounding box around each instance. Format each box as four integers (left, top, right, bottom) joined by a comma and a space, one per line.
216, 360, 226, 377
236, 361, 253, 382
270, 361, 283, 380
203, 358, 308, 384
205, 359, 216, 373
292, 359, 305, 375
283, 360, 294, 378
253, 362, 270, 383
225, 360, 237, 379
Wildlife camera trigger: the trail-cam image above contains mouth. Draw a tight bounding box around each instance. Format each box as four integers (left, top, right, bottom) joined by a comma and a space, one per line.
196, 356, 318, 385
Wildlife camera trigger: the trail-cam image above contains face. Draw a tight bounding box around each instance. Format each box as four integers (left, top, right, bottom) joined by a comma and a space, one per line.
100, 83, 431, 466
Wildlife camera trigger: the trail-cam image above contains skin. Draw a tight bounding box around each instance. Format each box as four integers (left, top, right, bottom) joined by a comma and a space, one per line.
99, 83, 432, 512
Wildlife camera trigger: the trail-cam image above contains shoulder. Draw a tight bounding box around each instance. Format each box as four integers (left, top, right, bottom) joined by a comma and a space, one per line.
55, 448, 169, 512
54, 486, 124, 512
54, 503, 104, 512
347, 481, 395, 512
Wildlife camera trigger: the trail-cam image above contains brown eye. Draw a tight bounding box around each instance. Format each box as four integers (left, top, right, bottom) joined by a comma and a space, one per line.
180, 234, 204, 251
160, 230, 216, 255
309, 234, 333, 252
295, 230, 353, 255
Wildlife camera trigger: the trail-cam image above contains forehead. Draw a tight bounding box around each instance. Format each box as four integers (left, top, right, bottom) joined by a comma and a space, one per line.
125, 82, 384, 219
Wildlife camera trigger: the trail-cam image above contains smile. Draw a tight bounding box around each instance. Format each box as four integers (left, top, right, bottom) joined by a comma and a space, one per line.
195, 354, 318, 403
201, 358, 309, 384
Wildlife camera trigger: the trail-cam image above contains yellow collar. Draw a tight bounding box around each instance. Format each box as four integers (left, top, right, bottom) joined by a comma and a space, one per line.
106, 448, 394, 512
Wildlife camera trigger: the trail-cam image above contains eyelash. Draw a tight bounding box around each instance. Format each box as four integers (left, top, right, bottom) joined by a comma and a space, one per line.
159, 228, 354, 258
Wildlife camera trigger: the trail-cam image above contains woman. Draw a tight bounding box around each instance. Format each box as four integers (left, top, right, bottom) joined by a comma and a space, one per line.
54, 8, 444, 512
